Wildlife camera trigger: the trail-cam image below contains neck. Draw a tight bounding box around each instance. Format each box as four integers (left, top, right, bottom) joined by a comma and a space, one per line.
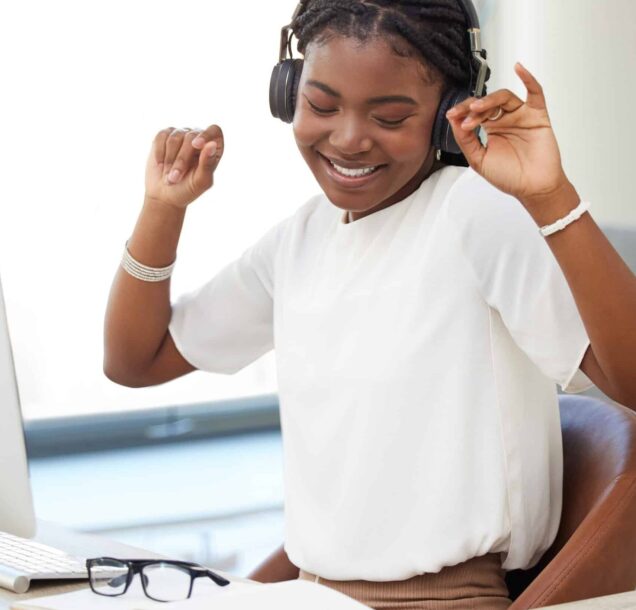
347, 149, 443, 223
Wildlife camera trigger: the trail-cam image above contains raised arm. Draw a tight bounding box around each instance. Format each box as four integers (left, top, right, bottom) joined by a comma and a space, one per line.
515, 181, 636, 408
104, 126, 223, 387
446, 63, 636, 408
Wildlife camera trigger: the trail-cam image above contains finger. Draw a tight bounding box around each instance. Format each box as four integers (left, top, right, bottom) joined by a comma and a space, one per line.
445, 96, 478, 121
192, 141, 220, 191
466, 90, 524, 124
166, 129, 205, 184
445, 102, 493, 131
191, 124, 224, 150
447, 115, 486, 171
153, 127, 175, 166
163, 128, 189, 170
514, 62, 547, 110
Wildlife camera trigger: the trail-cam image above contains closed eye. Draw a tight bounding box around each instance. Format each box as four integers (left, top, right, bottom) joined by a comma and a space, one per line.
305, 98, 411, 128
306, 98, 336, 115
375, 116, 410, 127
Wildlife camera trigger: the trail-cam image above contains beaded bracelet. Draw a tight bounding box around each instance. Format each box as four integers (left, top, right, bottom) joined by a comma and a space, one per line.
121, 240, 176, 282
539, 200, 591, 237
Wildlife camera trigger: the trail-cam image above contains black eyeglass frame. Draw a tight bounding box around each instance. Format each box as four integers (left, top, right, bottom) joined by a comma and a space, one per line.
86, 557, 230, 602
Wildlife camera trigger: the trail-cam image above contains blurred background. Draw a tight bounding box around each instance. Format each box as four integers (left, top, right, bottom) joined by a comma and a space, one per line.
0, 0, 634, 577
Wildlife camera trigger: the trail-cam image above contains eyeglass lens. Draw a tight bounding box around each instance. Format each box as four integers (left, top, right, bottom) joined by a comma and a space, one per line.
141, 563, 192, 602
89, 559, 202, 602
89, 558, 129, 596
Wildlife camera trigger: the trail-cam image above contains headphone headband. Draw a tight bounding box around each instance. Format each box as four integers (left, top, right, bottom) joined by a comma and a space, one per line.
455, 0, 489, 98
278, 1, 305, 62
457, 0, 479, 29
270, 0, 491, 165
280, 0, 487, 96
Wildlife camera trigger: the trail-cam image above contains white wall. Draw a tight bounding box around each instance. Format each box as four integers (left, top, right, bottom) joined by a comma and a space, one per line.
0, 0, 313, 420
481, 0, 636, 226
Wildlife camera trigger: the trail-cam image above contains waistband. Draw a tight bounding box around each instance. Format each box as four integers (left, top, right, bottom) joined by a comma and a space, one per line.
298, 553, 511, 610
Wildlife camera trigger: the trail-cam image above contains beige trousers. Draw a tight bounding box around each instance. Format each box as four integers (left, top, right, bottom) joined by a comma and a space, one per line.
298, 552, 512, 610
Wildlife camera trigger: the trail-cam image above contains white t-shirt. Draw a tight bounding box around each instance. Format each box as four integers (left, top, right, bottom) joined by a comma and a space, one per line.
169, 165, 592, 581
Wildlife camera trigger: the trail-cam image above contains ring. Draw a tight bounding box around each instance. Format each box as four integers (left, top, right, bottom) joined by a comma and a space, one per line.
488, 106, 504, 121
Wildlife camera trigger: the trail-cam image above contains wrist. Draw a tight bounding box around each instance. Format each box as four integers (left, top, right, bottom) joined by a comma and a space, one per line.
143, 195, 188, 218
520, 180, 581, 228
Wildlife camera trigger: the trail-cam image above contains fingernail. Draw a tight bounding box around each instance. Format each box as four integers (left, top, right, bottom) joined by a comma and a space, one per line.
192, 136, 205, 149
207, 141, 217, 155
168, 169, 181, 183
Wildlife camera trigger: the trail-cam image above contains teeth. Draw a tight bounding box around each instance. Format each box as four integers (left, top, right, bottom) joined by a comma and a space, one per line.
329, 160, 378, 177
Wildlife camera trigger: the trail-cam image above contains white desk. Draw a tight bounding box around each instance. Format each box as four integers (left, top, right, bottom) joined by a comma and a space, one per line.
2, 524, 635, 609
0, 521, 253, 610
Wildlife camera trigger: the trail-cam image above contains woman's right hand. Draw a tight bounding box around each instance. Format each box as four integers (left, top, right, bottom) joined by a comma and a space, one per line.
144, 125, 224, 209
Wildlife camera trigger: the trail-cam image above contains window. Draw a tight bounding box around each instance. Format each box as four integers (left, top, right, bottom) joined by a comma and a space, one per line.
0, 1, 315, 420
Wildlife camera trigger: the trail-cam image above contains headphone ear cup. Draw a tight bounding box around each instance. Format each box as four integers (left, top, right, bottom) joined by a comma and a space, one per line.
289, 59, 303, 121
269, 58, 303, 123
432, 88, 469, 157
269, 63, 283, 120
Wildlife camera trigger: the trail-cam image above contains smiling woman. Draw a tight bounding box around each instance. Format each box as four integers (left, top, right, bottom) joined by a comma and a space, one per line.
105, 0, 608, 610
101, 1, 636, 609
293, 35, 444, 220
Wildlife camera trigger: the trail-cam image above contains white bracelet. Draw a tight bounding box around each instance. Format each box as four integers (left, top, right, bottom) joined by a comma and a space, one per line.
121, 240, 176, 282
539, 200, 591, 237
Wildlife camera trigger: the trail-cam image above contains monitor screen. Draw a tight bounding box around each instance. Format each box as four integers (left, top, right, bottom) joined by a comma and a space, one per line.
0, 274, 36, 537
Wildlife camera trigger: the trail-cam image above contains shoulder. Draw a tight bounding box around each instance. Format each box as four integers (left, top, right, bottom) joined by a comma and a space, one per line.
275, 192, 336, 246
445, 168, 534, 229
442, 168, 543, 253
252, 193, 325, 251
275, 193, 329, 235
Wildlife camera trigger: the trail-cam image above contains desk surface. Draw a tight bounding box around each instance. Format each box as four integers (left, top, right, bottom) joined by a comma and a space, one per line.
0, 521, 251, 610
2, 525, 635, 610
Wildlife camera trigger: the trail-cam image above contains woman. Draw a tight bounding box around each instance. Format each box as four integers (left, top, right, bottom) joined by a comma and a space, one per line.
104, 1, 636, 608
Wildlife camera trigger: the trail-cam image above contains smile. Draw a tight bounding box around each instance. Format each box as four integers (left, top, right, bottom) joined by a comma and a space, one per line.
318, 153, 386, 188
329, 160, 379, 177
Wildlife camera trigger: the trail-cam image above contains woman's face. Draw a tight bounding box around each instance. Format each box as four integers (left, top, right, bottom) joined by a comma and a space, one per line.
293, 34, 445, 220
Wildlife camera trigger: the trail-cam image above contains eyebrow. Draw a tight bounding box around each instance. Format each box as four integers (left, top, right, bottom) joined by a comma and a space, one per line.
306, 80, 418, 106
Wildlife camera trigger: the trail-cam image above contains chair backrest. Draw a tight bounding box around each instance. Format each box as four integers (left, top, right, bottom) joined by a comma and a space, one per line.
507, 394, 636, 608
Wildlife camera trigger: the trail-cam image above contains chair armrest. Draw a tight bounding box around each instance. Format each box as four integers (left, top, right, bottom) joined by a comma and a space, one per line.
247, 544, 300, 583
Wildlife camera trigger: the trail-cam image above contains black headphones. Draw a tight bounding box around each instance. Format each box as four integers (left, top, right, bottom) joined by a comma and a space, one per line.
269, 0, 491, 166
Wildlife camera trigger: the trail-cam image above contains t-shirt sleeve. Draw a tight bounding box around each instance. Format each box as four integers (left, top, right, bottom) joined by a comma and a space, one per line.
168, 218, 287, 374
447, 170, 593, 393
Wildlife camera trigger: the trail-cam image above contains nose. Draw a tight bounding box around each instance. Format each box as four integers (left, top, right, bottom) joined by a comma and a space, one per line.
328, 114, 373, 156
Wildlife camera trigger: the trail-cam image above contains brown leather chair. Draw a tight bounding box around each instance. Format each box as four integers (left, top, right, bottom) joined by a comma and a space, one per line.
507, 394, 636, 608
250, 395, 636, 607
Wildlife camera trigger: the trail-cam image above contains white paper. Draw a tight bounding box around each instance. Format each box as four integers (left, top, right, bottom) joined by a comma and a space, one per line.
133, 580, 371, 610
11, 578, 255, 610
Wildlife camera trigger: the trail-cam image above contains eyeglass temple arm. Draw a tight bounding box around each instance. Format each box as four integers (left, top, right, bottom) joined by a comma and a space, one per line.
195, 569, 230, 587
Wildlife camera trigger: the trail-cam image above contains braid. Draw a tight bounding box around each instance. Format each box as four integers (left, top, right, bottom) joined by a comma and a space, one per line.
292, 0, 475, 90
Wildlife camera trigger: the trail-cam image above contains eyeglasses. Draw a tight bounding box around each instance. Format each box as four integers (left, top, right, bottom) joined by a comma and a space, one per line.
86, 557, 231, 602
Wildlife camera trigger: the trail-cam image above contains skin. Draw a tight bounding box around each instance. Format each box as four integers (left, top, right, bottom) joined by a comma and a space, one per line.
292, 35, 446, 222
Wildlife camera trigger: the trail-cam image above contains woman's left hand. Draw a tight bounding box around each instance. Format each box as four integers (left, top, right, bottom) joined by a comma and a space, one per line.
446, 63, 569, 208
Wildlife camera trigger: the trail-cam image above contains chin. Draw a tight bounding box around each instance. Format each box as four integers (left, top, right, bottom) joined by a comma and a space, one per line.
310, 165, 393, 213
320, 185, 385, 213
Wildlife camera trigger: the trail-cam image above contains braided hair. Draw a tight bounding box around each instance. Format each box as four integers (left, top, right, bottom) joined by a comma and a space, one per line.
292, 0, 475, 92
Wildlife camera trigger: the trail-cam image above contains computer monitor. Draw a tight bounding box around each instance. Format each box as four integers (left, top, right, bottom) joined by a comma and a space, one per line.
0, 273, 36, 538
